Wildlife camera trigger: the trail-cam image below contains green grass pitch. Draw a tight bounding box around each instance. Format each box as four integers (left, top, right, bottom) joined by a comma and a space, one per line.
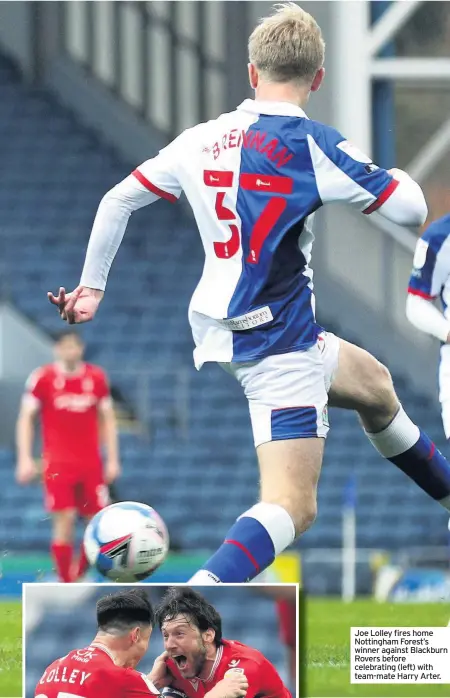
305, 598, 450, 697
0, 601, 21, 697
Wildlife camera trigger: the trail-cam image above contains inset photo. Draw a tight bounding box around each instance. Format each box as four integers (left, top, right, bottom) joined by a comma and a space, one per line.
25, 584, 299, 698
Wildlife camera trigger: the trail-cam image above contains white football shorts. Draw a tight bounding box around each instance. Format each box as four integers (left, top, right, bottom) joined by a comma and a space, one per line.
438, 344, 450, 439
220, 331, 341, 447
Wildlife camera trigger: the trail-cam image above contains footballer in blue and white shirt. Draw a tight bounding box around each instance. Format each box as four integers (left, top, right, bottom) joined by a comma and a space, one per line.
407, 214, 450, 437
48, 3, 450, 587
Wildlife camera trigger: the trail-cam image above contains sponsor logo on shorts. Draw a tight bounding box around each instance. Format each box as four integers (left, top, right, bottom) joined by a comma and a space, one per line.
322, 405, 329, 427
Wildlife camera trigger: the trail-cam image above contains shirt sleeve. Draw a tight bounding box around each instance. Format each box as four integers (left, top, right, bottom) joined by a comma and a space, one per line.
307, 127, 396, 212
124, 669, 160, 698
235, 658, 291, 698
132, 138, 184, 203
407, 229, 449, 300
23, 368, 46, 408
93, 367, 112, 408
80, 134, 185, 291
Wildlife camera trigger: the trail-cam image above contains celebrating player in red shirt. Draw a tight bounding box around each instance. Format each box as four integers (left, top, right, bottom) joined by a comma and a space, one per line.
35, 588, 249, 698
16, 330, 120, 582
35, 589, 159, 698
150, 588, 291, 698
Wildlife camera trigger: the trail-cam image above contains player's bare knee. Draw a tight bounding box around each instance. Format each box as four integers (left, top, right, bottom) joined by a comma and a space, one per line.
368, 362, 397, 415
296, 498, 317, 535
377, 362, 394, 392
356, 359, 398, 428
289, 499, 317, 537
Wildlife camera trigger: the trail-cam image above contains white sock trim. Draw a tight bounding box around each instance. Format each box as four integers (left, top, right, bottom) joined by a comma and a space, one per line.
365, 406, 420, 459
187, 570, 221, 584
238, 502, 296, 556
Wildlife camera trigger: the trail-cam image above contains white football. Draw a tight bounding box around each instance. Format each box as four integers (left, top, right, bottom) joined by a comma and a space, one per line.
84, 501, 169, 582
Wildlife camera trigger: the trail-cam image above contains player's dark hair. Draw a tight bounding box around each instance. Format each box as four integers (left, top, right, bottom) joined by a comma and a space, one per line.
156, 588, 223, 646
54, 329, 84, 344
96, 589, 154, 633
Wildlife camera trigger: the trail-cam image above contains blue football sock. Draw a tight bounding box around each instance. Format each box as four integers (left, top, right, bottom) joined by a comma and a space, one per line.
188, 502, 295, 583
390, 430, 450, 501
367, 407, 450, 508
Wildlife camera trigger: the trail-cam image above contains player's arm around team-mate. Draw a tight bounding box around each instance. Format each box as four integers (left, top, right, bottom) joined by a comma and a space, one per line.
34, 589, 160, 698
47, 3, 450, 585
147, 588, 291, 698
405, 214, 450, 437
16, 331, 120, 582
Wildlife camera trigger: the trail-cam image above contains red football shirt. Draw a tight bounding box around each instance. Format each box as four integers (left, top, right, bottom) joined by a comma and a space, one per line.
35, 644, 159, 698
167, 639, 291, 698
276, 600, 296, 648
24, 362, 110, 468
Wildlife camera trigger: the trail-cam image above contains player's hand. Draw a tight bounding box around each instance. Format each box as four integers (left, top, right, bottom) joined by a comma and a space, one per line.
147, 651, 173, 689
15, 457, 38, 484
47, 286, 104, 324
105, 459, 121, 484
206, 672, 249, 698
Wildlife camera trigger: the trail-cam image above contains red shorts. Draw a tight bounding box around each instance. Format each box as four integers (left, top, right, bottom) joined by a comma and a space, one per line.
43, 463, 110, 516
276, 599, 297, 648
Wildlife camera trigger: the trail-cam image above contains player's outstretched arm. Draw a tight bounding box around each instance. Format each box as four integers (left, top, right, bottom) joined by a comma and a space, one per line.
48, 139, 183, 323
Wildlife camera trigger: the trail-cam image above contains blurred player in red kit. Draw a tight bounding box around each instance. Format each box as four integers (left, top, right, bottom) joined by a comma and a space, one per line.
255, 586, 297, 688
16, 330, 120, 582
35, 589, 159, 698
276, 598, 296, 687
151, 587, 292, 698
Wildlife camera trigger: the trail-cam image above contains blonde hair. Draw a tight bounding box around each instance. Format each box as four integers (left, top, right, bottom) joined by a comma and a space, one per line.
248, 3, 325, 84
